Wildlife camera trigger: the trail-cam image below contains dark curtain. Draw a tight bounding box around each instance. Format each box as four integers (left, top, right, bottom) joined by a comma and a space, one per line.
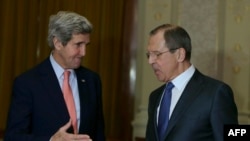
0, 0, 137, 140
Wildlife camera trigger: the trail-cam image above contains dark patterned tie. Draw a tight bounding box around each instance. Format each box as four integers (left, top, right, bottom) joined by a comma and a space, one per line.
157, 82, 174, 141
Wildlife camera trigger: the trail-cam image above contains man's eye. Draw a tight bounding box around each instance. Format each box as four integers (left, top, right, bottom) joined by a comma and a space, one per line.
76, 43, 82, 47
155, 53, 161, 56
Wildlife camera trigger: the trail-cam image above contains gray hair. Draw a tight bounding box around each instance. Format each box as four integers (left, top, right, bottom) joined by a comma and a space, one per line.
47, 11, 93, 48
150, 24, 192, 61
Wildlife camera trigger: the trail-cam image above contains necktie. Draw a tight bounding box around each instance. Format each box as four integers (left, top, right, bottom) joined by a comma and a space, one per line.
157, 82, 174, 141
63, 70, 78, 134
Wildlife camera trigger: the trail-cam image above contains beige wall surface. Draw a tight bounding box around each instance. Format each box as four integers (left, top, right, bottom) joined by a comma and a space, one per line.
222, 0, 250, 123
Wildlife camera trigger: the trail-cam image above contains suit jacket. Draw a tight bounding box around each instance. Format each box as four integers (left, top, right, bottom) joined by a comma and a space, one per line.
4, 58, 105, 141
146, 69, 238, 141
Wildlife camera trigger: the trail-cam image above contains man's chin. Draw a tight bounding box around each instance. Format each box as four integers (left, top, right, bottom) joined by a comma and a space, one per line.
156, 76, 162, 81
72, 64, 81, 69
156, 75, 165, 82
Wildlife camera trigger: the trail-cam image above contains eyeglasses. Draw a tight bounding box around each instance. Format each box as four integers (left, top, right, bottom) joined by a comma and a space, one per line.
146, 48, 179, 59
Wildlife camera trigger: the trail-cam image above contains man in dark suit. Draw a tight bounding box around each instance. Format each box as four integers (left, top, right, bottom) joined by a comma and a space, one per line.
145, 24, 238, 141
4, 11, 105, 141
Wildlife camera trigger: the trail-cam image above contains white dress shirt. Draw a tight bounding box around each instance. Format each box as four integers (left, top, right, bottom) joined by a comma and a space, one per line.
157, 65, 195, 124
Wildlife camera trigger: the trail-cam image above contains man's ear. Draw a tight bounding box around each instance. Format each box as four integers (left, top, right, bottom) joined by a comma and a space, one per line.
177, 47, 186, 62
53, 37, 63, 50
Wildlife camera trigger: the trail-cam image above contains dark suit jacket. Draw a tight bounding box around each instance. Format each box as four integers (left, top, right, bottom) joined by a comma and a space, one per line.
4, 58, 105, 141
146, 69, 238, 141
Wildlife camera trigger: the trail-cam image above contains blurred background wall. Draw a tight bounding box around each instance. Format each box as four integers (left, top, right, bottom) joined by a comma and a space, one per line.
0, 0, 250, 141
0, 0, 137, 140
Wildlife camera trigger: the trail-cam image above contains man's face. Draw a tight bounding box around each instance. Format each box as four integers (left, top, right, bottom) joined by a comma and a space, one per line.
53, 33, 90, 69
147, 30, 179, 82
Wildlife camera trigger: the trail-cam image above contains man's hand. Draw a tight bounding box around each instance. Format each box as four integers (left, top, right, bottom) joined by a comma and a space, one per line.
51, 120, 92, 141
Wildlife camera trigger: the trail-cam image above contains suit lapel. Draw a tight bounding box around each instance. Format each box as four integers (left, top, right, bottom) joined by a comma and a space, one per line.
74, 68, 89, 131
165, 70, 205, 137
38, 58, 69, 118
151, 85, 166, 140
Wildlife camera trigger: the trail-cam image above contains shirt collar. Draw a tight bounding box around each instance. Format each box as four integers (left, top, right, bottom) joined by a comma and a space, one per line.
49, 53, 75, 80
171, 64, 195, 90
